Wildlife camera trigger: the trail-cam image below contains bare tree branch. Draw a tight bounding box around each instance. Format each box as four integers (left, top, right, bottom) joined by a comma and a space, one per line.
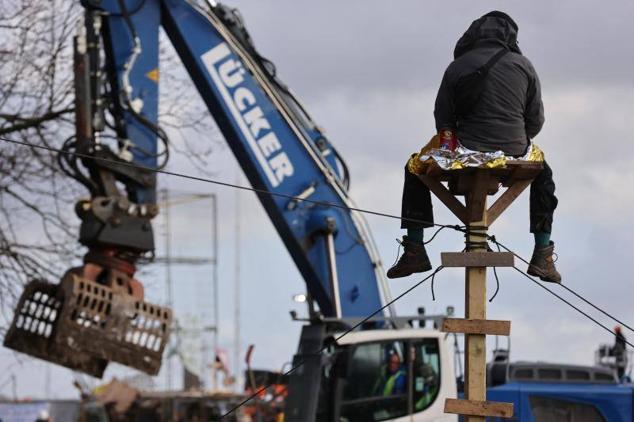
0, 107, 74, 135
0, 1, 219, 331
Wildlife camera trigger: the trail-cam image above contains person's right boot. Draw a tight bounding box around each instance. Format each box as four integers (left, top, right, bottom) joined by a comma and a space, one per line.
527, 241, 561, 283
387, 236, 432, 279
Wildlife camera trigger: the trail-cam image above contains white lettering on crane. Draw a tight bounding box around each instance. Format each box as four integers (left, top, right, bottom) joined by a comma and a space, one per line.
233, 87, 255, 112
201, 42, 294, 188
243, 106, 271, 138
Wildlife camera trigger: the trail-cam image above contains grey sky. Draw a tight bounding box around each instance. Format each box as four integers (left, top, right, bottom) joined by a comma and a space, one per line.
2, 0, 633, 398
232, 0, 634, 93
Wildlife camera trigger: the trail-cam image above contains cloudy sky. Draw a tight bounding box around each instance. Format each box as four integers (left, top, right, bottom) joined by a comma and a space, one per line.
2, 0, 634, 399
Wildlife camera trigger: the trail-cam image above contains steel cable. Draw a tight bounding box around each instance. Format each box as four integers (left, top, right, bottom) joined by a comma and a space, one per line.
511, 266, 634, 349
4, 135, 632, 338
487, 236, 634, 336
0, 137, 463, 232
4, 136, 634, 415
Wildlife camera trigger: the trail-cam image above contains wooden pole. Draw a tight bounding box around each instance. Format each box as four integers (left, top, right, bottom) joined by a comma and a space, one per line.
464, 196, 487, 422
418, 165, 539, 419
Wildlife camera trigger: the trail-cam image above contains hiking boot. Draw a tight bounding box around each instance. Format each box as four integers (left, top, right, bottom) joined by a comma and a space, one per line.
387, 236, 432, 279
527, 241, 561, 283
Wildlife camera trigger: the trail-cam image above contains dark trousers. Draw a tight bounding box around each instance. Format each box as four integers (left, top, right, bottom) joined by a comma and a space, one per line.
400, 161, 558, 233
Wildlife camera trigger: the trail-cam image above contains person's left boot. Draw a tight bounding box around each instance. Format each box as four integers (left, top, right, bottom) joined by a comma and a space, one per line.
527, 241, 561, 283
386, 236, 432, 279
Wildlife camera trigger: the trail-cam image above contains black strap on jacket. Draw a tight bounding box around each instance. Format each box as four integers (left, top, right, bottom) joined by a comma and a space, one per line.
454, 47, 510, 118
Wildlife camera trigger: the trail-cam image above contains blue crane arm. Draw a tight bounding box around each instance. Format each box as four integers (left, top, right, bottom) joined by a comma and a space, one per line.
94, 0, 393, 318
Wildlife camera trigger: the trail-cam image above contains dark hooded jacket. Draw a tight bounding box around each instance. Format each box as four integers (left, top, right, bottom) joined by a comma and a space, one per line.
434, 12, 544, 155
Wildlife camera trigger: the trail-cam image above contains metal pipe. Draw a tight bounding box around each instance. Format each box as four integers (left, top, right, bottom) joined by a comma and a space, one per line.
162, 188, 173, 390
234, 173, 242, 390
325, 232, 342, 318
212, 193, 219, 389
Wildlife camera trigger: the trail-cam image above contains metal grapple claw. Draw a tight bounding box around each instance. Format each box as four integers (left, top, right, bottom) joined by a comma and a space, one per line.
57, 273, 172, 375
4, 274, 172, 377
3, 279, 108, 377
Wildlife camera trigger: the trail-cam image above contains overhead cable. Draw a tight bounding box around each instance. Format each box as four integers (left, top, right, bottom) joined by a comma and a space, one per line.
4, 135, 633, 336
4, 136, 634, 414
510, 266, 634, 349
0, 137, 461, 231
484, 234, 634, 342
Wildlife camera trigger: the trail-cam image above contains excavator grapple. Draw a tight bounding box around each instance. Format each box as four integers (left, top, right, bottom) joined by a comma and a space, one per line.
57, 273, 172, 375
4, 273, 171, 377
3, 12, 172, 375
4, 279, 108, 377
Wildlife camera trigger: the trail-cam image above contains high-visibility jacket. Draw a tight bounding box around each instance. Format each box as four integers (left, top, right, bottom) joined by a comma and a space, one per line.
382, 369, 406, 396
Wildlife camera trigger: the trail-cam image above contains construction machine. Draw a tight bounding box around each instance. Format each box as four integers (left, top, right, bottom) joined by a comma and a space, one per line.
4, 0, 458, 420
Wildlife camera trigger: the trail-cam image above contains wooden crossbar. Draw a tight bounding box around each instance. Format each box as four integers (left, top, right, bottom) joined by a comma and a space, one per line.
442, 318, 510, 336
417, 173, 467, 224
441, 252, 514, 267
487, 179, 533, 225
445, 398, 514, 418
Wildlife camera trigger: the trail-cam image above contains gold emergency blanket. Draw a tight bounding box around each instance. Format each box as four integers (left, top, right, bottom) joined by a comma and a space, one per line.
407, 134, 544, 175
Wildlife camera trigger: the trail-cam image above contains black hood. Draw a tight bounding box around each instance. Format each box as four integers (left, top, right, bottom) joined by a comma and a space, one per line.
453, 11, 521, 59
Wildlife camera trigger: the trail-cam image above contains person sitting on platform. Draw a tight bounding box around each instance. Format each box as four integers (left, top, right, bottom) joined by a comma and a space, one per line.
387, 11, 561, 283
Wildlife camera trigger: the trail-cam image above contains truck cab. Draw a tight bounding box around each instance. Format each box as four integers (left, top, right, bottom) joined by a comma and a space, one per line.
284, 315, 458, 422
331, 329, 457, 422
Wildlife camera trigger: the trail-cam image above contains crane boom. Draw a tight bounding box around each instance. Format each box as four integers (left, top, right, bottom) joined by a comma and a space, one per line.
5, 0, 394, 375
4, 3, 461, 421
90, 0, 394, 319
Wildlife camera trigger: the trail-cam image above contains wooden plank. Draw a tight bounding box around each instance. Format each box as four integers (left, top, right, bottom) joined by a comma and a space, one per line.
502, 161, 543, 184
465, 171, 490, 223
445, 398, 514, 418
450, 172, 500, 196
417, 174, 467, 224
422, 161, 542, 186
442, 318, 511, 336
425, 161, 446, 178
487, 179, 532, 225
464, 203, 488, 419
441, 252, 514, 267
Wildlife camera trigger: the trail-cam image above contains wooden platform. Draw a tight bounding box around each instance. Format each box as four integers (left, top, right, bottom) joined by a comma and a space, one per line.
417, 160, 542, 421
420, 160, 543, 193
417, 161, 543, 224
